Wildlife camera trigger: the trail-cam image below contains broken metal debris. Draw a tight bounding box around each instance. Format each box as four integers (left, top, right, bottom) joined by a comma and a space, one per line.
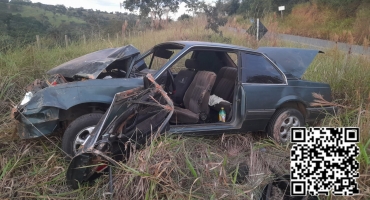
66, 74, 174, 189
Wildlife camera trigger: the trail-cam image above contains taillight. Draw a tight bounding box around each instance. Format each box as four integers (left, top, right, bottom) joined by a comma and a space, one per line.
96, 164, 108, 172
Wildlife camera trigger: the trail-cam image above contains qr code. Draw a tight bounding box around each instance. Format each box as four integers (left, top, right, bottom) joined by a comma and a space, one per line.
290, 127, 360, 196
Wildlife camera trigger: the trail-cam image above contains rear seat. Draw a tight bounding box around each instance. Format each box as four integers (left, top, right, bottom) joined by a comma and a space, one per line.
211, 66, 238, 120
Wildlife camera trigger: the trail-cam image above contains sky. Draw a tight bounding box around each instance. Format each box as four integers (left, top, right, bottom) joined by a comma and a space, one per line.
31, 0, 214, 19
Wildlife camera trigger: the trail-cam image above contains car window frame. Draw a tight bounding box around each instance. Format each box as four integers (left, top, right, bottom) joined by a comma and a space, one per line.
157, 46, 243, 127
240, 51, 287, 85
134, 49, 168, 70
154, 46, 241, 80
191, 49, 238, 69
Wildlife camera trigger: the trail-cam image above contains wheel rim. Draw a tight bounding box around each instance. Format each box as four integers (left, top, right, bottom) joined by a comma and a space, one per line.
73, 126, 95, 154
279, 116, 300, 143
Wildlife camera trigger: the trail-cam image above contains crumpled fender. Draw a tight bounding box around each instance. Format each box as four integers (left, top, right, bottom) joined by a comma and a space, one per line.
24, 78, 143, 114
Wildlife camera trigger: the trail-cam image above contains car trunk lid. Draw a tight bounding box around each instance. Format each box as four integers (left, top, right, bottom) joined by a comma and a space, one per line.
257, 47, 323, 79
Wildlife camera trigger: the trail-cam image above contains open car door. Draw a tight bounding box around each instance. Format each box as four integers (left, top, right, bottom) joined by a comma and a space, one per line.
66, 74, 174, 189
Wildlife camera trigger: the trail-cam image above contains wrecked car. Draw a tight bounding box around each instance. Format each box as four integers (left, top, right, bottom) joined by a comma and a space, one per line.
13, 41, 336, 159
12, 44, 166, 156
64, 41, 336, 188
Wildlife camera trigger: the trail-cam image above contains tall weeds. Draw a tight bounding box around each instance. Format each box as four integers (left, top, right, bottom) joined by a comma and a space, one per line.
112, 135, 283, 200
277, 2, 370, 46
0, 16, 369, 199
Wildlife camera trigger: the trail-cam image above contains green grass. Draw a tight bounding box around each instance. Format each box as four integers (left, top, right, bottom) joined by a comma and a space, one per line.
12, 4, 85, 26
85, 11, 119, 20
0, 16, 369, 199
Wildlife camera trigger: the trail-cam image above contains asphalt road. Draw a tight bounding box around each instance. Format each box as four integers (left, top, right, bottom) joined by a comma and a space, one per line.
228, 27, 370, 56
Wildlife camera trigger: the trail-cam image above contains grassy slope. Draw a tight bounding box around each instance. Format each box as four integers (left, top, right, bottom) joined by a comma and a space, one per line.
2, 3, 132, 27
7, 4, 85, 26
87, 11, 119, 20
0, 17, 369, 199
276, 2, 370, 45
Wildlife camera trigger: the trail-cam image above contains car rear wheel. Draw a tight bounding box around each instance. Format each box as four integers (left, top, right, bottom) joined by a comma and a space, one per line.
267, 108, 304, 144
62, 113, 103, 158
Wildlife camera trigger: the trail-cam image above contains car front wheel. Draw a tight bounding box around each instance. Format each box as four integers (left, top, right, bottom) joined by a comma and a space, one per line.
62, 113, 103, 158
267, 108, 304, 144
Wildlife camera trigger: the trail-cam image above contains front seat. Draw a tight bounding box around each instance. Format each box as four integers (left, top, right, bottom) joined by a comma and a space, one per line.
211, 67, 238, 120
170, 71, 217, 124
171, 59, 198, 105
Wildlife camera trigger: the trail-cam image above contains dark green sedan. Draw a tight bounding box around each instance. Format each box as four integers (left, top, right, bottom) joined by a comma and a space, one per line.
13, 41, 336, 159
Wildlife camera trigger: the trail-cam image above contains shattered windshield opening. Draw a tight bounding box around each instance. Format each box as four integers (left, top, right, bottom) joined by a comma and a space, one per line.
95, 56, 135, 80
130, 43, 184, 76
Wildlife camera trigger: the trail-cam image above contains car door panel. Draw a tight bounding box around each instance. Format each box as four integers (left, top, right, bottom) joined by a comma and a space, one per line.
240, 52, 287, 132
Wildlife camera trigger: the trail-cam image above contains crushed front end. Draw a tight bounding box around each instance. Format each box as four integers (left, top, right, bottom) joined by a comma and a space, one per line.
66, 74, 174, 189
11, 74, 68, 139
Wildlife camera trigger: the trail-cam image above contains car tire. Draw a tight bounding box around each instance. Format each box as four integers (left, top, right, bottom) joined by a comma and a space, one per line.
267, 108, 305, 144
62, 113, 103, 158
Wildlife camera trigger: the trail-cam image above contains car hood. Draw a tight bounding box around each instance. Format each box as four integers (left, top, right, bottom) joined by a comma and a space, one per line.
257, 47, 323, 78
47, 45, 140, 79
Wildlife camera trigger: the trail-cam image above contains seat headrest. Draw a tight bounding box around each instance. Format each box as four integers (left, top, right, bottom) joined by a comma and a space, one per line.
218, 66, 237, 79
185, 59, 198, 70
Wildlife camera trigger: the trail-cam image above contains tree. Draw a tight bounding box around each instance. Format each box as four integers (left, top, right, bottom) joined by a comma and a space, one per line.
178, 13, 191, 21
55, 4, 67, 15
122, 0, 181, 20
271, 0, 309, 13
224, 0, 240, 16
237, 0, 272, 18
202, 0, 227, 34
184, 0, 202, 16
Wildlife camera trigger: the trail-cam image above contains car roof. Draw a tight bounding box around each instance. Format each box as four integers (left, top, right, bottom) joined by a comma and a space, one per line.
162, 41, 253, 51
155, 41, 322, 79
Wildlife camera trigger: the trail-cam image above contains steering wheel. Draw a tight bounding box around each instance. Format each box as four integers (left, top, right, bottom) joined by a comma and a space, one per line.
165, 69, 176, 94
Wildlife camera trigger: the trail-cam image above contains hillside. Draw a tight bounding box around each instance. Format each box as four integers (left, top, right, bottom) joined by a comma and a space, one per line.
0, 1, 142, 50
229, 0, 369, 45
8, 3, 86, 26
0, 14, 369, 198
0, 1, 369, 199
276, 1, 370, 45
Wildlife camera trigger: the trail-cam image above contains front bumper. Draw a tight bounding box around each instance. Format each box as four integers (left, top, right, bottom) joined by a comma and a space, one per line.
306, 106, 337, 123
11, 106, 60, 139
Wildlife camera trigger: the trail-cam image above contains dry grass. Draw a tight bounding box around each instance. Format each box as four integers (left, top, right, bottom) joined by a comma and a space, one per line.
276, 2, 370, 46
0, 136, 114, 199
0, 16, 280, 199
0, 16, 369, 199
111, 134, 288, 200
